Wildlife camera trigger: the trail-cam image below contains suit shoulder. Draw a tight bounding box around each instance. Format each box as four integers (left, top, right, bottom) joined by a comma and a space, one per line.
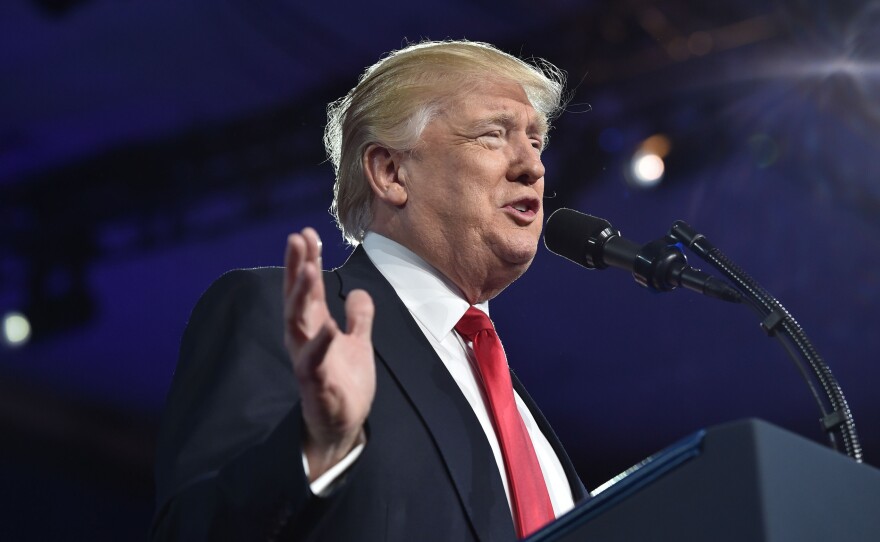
208, 266, 284, 296
208, 266, 340, 291
199, 266, 301, 310
193, 266, 342, 317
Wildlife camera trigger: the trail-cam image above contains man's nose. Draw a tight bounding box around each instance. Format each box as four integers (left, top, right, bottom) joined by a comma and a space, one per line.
507, 139, 545, 185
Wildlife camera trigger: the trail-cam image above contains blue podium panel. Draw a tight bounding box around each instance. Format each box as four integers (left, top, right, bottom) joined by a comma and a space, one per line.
531, 419, 880, 542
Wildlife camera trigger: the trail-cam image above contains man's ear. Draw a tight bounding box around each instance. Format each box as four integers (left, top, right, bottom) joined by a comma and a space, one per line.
363, 143, 408, 206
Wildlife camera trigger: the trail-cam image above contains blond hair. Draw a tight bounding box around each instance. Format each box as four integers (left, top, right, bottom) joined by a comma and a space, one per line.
324, 40, 566, 245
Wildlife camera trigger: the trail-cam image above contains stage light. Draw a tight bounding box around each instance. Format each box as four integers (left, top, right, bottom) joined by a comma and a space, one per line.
2, 312, 32, 347
640, 134, 672, 157
630, 151, 665, 186
627, 134, 671, 188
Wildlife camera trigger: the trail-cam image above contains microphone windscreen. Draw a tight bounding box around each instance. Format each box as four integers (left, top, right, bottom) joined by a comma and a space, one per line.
544, 208, 611, 267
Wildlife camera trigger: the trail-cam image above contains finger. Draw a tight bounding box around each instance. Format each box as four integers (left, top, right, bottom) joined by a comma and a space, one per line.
283, 233, 307, 299
301, 227, 323, 266
299, 228, 327, 306
285, 229, 331, 346
286, 259, 319, 344
345, 289, 375, 340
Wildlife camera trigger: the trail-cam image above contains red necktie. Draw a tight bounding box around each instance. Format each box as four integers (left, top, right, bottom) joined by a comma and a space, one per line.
455, 307, 555, 539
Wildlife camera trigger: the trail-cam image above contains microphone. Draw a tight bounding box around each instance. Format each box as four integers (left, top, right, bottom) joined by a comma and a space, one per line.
544, 208, 741, 303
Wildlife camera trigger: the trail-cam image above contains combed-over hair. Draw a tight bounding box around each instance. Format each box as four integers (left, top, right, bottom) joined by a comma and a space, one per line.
324, 40, 566, 245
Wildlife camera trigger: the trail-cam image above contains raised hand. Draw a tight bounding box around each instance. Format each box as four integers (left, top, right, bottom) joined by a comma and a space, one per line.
283, 228, 376, 481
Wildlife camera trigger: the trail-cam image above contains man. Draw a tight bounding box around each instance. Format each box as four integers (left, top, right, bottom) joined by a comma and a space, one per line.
153, 40, 587, 541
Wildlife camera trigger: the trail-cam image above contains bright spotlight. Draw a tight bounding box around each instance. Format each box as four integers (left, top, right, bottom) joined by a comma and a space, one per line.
630, 151, 665, 186
2, 312, 32, 347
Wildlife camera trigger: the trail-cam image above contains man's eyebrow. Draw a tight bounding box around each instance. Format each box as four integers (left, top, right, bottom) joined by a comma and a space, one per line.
474, 112, 548, 138
532, 116, 549, 139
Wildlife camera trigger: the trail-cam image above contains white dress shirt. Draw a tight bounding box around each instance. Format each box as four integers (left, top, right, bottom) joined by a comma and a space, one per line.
307, 232, 574, 519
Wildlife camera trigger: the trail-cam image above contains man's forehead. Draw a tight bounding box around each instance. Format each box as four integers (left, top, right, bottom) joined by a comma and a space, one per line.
446, 80, 548, 133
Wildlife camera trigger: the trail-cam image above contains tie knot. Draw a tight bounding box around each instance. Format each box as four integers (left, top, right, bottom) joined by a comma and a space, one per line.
454, 306, 494, 341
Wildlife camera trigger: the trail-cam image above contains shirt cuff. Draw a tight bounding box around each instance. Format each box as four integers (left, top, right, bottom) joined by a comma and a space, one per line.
302, 442, 366, 497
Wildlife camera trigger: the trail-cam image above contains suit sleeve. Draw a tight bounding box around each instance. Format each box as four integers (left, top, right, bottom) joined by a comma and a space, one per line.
151, 268, 344, 541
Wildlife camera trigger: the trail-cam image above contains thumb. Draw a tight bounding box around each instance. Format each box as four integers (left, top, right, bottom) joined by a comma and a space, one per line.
345, 289, 374, 340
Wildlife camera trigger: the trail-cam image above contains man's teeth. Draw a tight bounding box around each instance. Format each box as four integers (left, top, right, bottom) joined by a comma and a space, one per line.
513, 204, 528, 212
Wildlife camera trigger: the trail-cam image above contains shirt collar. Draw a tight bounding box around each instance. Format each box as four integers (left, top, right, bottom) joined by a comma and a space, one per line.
362, 232, 489, 342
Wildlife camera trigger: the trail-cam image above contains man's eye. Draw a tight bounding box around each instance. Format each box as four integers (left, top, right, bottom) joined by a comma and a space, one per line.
482, 131, 503, 139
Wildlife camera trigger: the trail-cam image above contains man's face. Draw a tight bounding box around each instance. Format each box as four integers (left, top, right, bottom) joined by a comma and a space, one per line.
395, 78, 547, 301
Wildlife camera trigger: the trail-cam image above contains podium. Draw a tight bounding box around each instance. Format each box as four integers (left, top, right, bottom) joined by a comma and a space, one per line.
530, 419, 880, 541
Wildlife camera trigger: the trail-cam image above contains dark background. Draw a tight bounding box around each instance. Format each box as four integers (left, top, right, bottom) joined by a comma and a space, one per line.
1, 0, 878, 539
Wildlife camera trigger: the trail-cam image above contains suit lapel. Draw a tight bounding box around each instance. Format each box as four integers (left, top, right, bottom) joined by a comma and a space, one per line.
332, 247, 516, 541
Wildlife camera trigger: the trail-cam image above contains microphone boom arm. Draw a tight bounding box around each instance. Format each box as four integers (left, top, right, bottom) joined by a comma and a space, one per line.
668, 220, 863, 462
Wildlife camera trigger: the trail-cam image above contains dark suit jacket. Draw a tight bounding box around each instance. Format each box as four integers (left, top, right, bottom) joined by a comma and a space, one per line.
152, 246, 587, 541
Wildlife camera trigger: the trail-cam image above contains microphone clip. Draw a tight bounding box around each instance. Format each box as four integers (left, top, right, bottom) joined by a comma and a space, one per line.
632, 237, 688, 292
635, 235, 742, 303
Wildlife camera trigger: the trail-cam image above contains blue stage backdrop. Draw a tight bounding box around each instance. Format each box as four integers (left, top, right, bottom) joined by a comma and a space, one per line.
0, 1, 877, 539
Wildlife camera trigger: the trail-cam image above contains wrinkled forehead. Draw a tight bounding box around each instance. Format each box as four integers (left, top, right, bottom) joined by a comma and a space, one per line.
432, 76, 549, 134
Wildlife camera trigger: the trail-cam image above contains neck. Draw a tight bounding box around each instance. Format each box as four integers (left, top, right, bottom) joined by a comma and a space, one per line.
367, 226, 522, 305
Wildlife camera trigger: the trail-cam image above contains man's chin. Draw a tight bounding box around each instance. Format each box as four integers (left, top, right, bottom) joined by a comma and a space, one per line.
499, 244, 538, 270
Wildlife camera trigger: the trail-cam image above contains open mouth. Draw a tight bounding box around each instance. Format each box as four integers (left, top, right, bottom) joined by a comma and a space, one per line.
504, 198, 540, 221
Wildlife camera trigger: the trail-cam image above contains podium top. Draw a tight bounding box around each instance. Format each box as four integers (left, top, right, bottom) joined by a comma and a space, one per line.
528, 418, 880, 542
